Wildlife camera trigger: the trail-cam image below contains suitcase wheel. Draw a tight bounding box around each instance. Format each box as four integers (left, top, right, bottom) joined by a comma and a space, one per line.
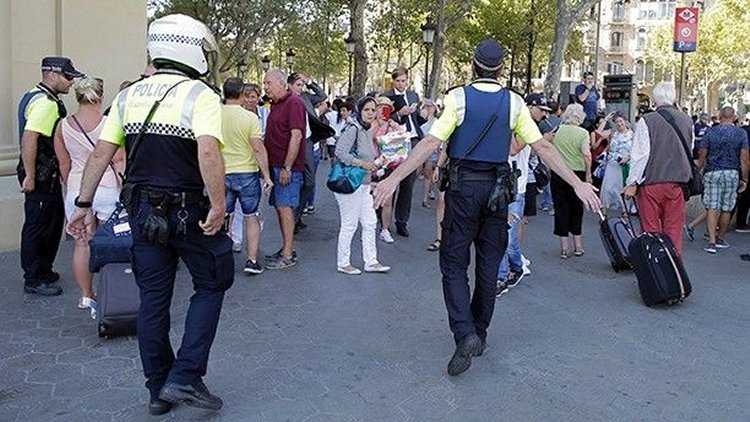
98, 322, 108, 338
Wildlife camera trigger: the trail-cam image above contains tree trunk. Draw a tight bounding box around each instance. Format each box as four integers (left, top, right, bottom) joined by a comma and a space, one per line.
544, 0, 601, 99
427, 0, 448, 99
525, 2, 536, 95
350, 0, 368, 97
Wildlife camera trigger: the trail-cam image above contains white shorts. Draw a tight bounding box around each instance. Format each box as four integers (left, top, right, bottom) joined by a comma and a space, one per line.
65, 186, 121, 221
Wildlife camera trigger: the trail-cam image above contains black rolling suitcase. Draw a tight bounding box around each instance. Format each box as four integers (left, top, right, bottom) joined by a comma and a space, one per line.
96, 263, 140, 338
598, 210, 641, 272
628, 232, 692, 306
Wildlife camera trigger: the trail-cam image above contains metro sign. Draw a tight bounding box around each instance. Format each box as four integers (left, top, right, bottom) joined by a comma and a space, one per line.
673, 7, 699, 52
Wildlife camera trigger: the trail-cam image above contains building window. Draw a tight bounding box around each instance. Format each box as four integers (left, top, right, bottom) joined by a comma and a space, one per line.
610, 32, 623, 49
635, 60, 645, 83
645, 62, 655, 84
637, 28, 647, 50
613, 3, 625, 22
608, 61, 624, 75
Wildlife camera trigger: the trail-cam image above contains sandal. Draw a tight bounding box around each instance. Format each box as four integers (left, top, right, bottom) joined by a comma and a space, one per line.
560, 250, 570, 259
574, 249, 585, 257
427, 239, 441, 251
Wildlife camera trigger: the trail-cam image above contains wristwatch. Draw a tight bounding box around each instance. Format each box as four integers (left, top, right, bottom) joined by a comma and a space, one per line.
283, 166, 292, 172
74, 196, 92, 208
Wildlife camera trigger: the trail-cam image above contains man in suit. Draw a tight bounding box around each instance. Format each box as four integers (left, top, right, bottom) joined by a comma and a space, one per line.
287, 73, 332, 232
384, 66, 427, 237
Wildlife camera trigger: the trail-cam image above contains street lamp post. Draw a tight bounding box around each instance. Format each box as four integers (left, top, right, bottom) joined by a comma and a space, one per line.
421, 18, 437, 98
236, 57, 247, 79
261, 55, 271, 72
345, 34, 356, 96
285, 49, 296, 73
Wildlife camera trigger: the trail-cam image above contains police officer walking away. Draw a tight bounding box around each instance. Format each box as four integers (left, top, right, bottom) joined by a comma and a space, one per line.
18, 57, 83, 296
373, 39, 601, 376
67, 15, 232, 414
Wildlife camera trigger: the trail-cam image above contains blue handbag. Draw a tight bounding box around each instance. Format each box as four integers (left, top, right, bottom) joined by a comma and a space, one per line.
327, 125, 367, 194
89, 202, 132, 273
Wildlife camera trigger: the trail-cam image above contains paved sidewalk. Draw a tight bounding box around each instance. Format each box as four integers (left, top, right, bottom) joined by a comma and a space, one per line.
1, 170, 748, 421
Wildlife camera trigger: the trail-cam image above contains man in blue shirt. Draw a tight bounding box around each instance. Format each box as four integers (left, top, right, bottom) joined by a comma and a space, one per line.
697, 106, 749, 254
693, 112, 710, 159
574, 72, 600, 131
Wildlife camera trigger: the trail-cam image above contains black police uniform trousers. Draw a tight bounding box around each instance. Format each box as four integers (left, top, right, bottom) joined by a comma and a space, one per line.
439, 179, 509, 344
19, 178, 64, 286
129, 193, 234, 398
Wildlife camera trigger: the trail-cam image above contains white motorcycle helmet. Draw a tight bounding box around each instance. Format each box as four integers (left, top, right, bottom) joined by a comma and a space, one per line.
147, 14, 219, 77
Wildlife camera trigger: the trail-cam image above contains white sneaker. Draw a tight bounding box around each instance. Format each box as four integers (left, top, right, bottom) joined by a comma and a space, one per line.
521, 255, 531, 267
365, 262, 391, 273
522, 263, 531, 276
380, 229, 395, 244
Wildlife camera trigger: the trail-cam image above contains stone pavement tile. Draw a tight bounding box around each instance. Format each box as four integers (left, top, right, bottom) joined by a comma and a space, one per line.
25, 363, 83, 383
32, 335, 83, 354
0, 319, 37, 335
79, 387, 143, 414
52, 372, 109, 400
81, 356, 136, 378
0, 407, 20, 422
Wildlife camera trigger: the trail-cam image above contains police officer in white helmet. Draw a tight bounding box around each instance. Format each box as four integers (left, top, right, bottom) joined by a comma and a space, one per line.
68, 14, 231, 414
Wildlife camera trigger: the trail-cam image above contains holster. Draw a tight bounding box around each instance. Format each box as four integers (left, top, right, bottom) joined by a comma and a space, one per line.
486, 165, 517, 217
142, 192, 170, 247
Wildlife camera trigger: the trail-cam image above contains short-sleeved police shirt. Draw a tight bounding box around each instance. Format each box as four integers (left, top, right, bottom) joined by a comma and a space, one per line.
100, 73, 223, 190
23, 94, 59, 137
429, 82, 542, 147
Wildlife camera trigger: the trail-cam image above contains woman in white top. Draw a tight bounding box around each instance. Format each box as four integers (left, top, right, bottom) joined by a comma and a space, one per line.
599, 114, 633, 214
53, 77, 124, 310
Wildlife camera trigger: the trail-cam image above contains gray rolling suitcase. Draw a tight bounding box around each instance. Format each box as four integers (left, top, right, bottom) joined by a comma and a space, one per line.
96, 263, 140, 338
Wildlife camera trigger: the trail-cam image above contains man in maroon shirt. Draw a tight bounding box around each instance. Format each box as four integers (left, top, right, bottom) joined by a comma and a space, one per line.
262, 69, 306, 269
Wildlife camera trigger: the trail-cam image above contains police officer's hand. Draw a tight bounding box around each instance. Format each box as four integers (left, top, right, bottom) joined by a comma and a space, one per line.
66, 207, 96, 241
262, 177, 274, 195
279, 169, 291, 186
739, 180, 747, 194
21, 176, 35, 193
574, 182, 602, 212
372, 176, 399, 209
199, 206, 225, 236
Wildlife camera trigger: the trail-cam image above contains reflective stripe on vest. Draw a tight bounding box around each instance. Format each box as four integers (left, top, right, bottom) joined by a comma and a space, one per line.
447, 86, 512, 164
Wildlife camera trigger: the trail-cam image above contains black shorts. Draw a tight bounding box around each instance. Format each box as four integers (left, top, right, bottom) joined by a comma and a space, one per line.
524, 183, 537, 217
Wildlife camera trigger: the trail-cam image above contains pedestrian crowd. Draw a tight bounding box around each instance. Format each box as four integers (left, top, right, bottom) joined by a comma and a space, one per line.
15, 12, 749, 417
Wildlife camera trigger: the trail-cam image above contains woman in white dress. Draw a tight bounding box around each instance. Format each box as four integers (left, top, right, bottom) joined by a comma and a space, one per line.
600, 114, 633, 214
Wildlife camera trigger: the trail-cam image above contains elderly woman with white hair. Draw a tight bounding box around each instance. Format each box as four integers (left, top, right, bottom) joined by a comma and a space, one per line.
550, 103, 592, 258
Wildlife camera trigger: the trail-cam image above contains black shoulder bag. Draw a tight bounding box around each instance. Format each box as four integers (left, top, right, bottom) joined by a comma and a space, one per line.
656, 109, 703, 200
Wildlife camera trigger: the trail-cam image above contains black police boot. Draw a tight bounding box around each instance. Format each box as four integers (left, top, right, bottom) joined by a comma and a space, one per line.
160, 380, 223, 410
395, 223, 409, 237
148, 399, 173, 416
24, 282, 63, 296
447, 333, 482, 376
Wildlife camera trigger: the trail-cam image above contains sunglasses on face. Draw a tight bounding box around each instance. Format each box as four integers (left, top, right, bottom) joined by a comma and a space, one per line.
58, 72, 75, 81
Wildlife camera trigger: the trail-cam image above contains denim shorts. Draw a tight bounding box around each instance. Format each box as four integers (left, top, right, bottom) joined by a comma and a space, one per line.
269, 167, 303, 208
225, 172, 261, 215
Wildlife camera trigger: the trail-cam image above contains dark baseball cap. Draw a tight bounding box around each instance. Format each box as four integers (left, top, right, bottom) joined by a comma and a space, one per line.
525, 93, 552, 111
41, 56, 85, 78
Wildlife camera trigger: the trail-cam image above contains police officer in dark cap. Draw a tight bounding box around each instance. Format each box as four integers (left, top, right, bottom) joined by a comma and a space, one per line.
18, 56, 84, 296
373, 39, 601, 376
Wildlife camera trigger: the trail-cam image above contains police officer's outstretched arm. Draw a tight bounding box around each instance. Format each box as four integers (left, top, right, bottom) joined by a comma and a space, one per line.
67, 140, 120, 240
372, 134, 442, 208
197, 135, 227, 235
